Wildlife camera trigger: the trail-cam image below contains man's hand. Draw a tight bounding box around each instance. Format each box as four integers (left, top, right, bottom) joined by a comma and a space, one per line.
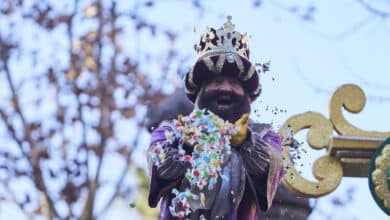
179, 113, 249, 147
231, 113, 249, 147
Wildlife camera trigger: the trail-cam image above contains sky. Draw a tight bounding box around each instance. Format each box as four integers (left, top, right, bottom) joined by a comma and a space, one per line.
1, 0, 390, 219
132, 1, 390, 219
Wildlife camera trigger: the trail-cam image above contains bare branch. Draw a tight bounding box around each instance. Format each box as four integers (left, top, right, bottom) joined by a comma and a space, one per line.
96, 132, 139, 217
2, 56, 59, 219
81, 1, 111, 219
357, 0, 390, 18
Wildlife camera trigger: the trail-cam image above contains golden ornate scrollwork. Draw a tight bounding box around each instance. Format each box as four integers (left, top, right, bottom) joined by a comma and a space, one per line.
280, 84, 390, 197
329, 84, 390, 137
279, 112, 343, 197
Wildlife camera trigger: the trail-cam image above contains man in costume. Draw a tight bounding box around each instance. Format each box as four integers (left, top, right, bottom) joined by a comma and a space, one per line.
147, 16, 284, 219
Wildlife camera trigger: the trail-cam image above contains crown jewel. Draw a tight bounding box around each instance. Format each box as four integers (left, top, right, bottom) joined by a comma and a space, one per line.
195, 16, 250, 59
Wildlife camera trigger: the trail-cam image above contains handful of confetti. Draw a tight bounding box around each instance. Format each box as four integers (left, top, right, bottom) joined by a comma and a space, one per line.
149, 108, 240, 218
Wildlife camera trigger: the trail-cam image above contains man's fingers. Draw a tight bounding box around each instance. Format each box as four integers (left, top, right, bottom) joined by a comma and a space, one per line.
235, 113, 249, 127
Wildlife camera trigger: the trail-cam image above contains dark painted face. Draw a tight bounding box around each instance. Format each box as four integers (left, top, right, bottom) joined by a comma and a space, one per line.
196, 76, 251, 123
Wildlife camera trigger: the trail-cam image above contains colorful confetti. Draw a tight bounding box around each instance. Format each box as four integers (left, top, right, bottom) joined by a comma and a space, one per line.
149, 108, 239, 218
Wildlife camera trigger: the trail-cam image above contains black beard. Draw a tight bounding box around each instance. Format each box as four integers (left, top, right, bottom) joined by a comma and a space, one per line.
196, 89, 250, 123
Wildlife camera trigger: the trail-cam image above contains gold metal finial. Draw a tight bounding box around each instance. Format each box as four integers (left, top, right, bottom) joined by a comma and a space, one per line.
223, 15, 235, 31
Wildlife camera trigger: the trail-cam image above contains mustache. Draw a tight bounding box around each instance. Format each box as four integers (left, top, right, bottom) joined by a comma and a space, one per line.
201, 89, 245, 100
197, 88, 250, 123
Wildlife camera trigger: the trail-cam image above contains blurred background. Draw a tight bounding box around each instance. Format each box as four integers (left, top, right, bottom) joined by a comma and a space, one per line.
1, 0, 390, 219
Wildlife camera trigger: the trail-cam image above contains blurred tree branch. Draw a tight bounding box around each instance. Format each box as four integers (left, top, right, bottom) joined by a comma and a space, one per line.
262, 0, 390, 39
2, 40, 59, 220
357, 0, 390, 18
0, 0, 191, 219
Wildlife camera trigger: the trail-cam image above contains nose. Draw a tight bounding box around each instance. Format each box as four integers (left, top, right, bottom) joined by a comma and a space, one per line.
219, 78, 234, 90
217, 78, 244, 96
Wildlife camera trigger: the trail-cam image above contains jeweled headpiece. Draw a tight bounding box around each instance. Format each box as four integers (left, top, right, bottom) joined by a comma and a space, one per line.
185, 16, 261, 103
195, 16, 250, 59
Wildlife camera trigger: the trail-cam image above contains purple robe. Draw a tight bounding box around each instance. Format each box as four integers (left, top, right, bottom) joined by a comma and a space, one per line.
147, 120, 283, 220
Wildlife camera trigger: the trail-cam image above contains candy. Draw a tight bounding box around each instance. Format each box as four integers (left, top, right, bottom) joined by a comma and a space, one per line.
193, 169, 200, 176
158, 152, 166, 160
151, 108, 239, 219
183, 202, 190, 209
179, 192, 186, 200
190, 127, 197, 134
165, 131, 174, 143
183, 155, 191, 162
200, 193, 206, 205
172, 188, 179, 194
178, 147, 185, 154
210, 177, 217, 185
185, 172, 192, 180
194, 145, 202, 153
177, 211, 185, 219
212, 160, 220, 167
186, 190, 197, 200
195, 109, 203, 117
152, 147, 160, 153
197, 179, 207, 189
202, 170, 209, 178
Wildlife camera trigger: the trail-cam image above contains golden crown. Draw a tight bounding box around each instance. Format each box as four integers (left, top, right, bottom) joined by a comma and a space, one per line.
195, 16, 250, 59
